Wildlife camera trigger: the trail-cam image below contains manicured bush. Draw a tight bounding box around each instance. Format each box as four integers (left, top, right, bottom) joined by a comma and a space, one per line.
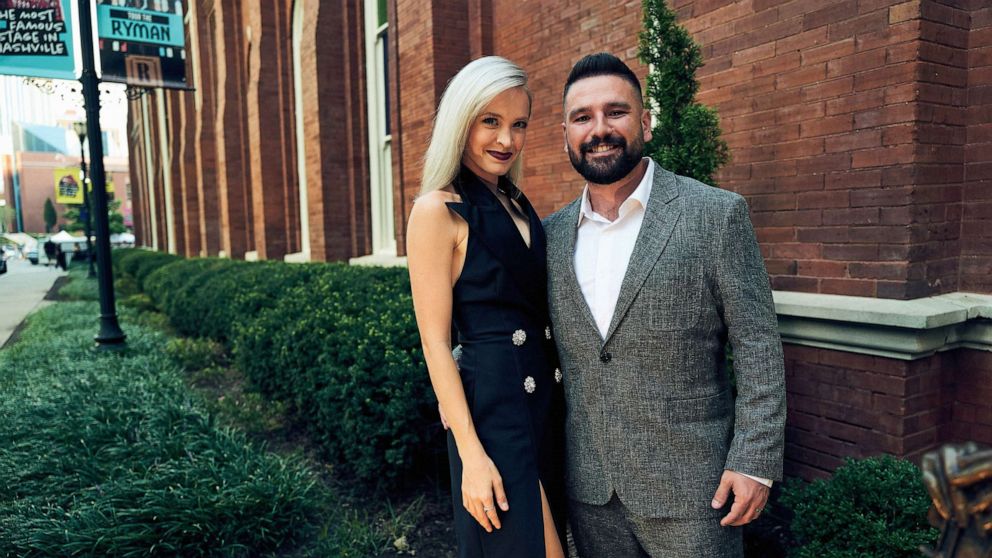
118, 251, 440, 489
191, 261, 318, 344
143, 258, 236, 336
234, 265, 438, 487
114, 248, 182, 290
780, 455, 938, 558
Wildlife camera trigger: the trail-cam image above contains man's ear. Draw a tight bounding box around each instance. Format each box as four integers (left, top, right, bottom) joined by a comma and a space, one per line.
562, 122, 569, 153
641, 109, 653, 143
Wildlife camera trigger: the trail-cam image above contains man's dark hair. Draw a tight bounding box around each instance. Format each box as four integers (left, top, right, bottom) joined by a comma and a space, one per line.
563, 52, 642, 105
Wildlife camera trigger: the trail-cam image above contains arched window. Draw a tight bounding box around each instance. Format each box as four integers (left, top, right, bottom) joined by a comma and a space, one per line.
288, 0, 310, 261
363, 0, 395, 256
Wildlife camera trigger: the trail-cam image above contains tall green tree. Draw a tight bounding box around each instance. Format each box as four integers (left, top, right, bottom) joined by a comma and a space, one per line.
63, 195, 126, 235
639, 0, 729, 186
43, 198, 57, 233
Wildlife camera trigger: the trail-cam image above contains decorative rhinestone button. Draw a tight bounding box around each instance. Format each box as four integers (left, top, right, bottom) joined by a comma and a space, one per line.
512, 329, 527, 346
524, 376, 536, 393
554, 368, 562, 383
451, 344, 463, 370
545, 326, 552, 340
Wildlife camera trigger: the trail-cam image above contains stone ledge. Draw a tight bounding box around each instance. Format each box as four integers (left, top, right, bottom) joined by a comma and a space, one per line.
773, 291, 992, 360
348, 252, 408, 268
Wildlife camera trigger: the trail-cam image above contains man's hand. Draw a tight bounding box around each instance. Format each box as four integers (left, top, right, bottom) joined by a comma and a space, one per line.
711, 470, 769, 527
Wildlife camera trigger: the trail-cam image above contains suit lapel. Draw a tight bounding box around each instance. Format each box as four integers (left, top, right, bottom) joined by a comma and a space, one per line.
551, 198, 601, 340
602, 166, 682, 344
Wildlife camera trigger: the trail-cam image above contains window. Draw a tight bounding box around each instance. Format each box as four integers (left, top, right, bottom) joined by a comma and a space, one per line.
364, 0, 395, 256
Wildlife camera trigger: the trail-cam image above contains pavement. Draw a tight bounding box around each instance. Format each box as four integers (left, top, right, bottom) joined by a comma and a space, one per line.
0, 256, 66, 348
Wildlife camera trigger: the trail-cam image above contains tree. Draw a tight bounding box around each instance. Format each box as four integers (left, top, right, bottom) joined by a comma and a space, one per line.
43, 198, 57, 233
63, 194, 127, 235
639, 0, 730, 186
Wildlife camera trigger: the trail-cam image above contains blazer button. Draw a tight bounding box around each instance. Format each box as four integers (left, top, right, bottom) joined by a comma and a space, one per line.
600, 351, 612, 363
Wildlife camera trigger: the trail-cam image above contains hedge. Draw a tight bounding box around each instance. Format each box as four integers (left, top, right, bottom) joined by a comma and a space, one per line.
113, 249, 440, 488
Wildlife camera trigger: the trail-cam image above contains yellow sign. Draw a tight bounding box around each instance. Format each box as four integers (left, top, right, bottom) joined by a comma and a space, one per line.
54, 167, 83, 204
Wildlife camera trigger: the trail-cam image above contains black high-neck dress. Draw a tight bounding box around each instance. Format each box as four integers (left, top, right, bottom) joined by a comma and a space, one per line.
445, 168, 567, 557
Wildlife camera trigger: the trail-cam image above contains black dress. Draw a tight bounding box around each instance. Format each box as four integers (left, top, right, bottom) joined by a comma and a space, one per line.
445, 167, 567, 557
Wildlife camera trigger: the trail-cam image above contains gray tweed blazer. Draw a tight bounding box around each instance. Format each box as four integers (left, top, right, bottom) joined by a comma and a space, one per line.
544, 161, 786, 519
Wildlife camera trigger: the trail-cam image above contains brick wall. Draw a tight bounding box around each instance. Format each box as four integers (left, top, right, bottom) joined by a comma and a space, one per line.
296, 0, 371, 261
392, 0, 471, 255
489, 0, 647, 217
211, 0, 253, 258
963, 3, 992, 292
948, 350, 992, 446
193, 0, 221, 257
784, 344, 952, 479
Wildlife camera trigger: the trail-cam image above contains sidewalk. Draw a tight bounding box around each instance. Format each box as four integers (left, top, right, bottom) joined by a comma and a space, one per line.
0, 257, 67, 348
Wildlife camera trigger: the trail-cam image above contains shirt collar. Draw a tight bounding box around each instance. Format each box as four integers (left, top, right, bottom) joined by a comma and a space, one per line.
577, 158, 654, 227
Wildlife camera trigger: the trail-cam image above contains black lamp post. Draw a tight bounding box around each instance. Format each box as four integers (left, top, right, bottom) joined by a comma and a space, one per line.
78, 0, 125, 348
72, 120, 96, 278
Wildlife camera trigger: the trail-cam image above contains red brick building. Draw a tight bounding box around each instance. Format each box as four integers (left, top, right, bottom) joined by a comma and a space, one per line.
127, 0, 992, 480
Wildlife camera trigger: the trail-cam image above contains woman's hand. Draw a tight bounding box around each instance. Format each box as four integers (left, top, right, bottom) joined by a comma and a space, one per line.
461, 452, 510, 532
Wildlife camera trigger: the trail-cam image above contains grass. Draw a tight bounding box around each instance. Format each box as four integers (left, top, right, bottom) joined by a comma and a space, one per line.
0, 269, 429, 557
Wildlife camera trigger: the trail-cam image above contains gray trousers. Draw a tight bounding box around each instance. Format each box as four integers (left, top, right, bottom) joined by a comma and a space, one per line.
569, 495, 743, 558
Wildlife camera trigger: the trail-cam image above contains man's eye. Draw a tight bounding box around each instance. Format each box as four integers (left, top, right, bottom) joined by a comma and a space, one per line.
572, 115, 590, 123
609, 111, 628, 117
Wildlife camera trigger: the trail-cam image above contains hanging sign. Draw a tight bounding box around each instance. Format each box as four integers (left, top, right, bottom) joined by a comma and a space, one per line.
54, 167, 83, 205
0, 0, 80, 80
95, 0, 188, 89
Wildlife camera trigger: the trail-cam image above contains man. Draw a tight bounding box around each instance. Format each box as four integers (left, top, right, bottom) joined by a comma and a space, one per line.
544, 53, 786, 557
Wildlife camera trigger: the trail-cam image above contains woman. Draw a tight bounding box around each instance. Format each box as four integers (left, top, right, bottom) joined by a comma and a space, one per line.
407, 56, 566, 557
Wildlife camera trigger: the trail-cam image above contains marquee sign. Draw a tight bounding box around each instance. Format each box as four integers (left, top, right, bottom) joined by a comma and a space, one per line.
96, 0, 187, 89
0, 0, 80, 80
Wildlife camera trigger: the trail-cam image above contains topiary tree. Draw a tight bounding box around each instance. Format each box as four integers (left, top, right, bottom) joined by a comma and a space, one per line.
43, 198, 57, 233
780, 455, 939, 558
638, 0, 729, 186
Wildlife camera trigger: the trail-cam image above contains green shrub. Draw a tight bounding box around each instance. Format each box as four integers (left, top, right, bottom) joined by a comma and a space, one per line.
165, 337, 225, 371
234, 265, 437, 487
191, 260, 318, 344
780, 455, 938, 558
115, 248, 183, 290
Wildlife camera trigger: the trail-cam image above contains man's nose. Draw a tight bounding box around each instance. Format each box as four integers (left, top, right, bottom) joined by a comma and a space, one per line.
592, 114, 612, 139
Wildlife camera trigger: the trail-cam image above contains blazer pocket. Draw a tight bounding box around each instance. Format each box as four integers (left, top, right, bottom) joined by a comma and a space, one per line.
646, 258, 703, 331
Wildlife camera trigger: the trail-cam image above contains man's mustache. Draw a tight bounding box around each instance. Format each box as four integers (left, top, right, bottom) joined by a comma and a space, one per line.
580, 135, 627, 155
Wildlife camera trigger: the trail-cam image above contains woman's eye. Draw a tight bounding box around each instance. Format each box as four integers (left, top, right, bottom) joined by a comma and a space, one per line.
482, 117, 498, 126
513, 121, 528, 129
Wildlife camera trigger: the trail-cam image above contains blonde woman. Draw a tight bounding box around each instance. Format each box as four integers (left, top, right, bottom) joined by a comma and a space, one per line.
407, 56, 566, 557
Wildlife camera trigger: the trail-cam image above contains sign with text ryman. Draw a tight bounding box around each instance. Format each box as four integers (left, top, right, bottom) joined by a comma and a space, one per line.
0, 0, 81, 80
96, 1, 187, 89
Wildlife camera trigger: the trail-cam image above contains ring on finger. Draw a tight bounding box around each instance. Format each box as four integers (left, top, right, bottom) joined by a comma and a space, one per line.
483, 506, 495, 513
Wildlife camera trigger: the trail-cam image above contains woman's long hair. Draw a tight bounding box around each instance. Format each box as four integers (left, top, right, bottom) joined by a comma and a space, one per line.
420, 56, 530, 195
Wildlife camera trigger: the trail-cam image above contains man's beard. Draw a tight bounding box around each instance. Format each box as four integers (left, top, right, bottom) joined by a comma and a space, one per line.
568, 133, 644, 185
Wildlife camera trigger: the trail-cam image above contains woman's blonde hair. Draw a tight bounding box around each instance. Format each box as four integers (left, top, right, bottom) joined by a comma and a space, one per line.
420, 56, 530, 195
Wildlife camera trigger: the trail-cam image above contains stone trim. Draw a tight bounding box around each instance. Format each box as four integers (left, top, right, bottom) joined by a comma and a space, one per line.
774, 291, 992, 360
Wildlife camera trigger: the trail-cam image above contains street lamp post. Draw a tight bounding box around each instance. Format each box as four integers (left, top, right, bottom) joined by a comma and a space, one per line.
78, 0, 126, 348
72, 121, 96, 278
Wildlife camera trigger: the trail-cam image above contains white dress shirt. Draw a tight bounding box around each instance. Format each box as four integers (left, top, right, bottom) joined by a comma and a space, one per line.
573, 158, 773, 489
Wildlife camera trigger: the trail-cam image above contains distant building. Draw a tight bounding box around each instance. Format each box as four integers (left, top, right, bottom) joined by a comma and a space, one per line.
0, 76, 132, 234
